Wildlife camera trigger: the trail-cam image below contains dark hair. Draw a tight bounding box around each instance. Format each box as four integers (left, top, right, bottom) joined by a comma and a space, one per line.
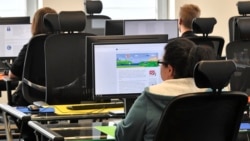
188, 45, 217, 77
163, 38, 196, 78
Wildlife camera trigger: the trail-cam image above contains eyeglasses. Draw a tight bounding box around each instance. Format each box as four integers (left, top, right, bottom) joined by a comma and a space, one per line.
157, 60, 167, 65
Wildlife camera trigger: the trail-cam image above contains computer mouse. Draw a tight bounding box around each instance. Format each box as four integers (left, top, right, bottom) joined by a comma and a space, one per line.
27, 104, 40, 111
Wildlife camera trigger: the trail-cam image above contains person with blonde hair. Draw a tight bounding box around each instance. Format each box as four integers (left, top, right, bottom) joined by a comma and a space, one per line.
178, 4, 201, 37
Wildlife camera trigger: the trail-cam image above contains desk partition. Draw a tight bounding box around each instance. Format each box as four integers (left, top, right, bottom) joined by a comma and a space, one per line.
28, 121, 116, 141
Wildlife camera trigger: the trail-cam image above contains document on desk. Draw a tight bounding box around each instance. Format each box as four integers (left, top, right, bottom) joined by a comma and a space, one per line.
94, 126, 116, 138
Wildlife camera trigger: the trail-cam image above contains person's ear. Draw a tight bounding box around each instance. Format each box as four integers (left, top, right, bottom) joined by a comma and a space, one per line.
162, 64, 174, 80
178, 18, 182, 25
167, 64, 174, 77
178, 19, 182, 33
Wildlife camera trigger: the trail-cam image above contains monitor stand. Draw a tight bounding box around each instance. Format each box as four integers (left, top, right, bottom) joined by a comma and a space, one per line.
122, 98, 136, 116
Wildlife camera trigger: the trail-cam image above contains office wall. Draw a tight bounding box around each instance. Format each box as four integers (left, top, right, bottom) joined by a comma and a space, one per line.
175, 0, 248, 56
42, 0, 247, 56
42, 0, 84, 12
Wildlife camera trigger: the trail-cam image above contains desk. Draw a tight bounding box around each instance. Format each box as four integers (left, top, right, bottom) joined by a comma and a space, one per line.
0, 74, 19, 105
28, 121, 116, 141
0, 104, 124, 141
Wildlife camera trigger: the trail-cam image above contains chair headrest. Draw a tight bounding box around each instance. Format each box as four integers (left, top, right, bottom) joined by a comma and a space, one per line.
237, 17, 250, 40
192, 18, 217, 36
237, 1, 250, 15
58, 11, 86, 32
86, 0, 103, 15
43, 13, 60, 32
194, 60, 236, 91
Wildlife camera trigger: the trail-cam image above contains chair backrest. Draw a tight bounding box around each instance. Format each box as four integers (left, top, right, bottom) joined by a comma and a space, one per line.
229, 1, 250, 42
22, 13, 60, 104
226, 17, 250, 95
44, 11, 95, 105
43, 13, 60, 33
84, 0, 111, 35
186, 18, 225, 60
22, 34, 48, 104
154, 60, 248, 141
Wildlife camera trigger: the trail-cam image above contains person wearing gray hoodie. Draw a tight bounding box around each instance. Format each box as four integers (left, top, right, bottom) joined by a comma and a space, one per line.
115, 38, 216, 141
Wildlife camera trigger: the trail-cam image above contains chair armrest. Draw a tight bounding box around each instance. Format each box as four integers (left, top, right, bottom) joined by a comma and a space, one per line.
22, 78, 46, 92
3, 76, 19, 106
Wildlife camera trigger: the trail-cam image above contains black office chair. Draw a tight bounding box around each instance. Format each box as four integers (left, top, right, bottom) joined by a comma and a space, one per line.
44, 11, 95, 105
154, 60, 248, 141
43, 13, 60, 33
226, 17, 250, 95
84, 0, 111, 35
229, 1, 250, 42
186, 17, 225, 60
20, 13, 60, 104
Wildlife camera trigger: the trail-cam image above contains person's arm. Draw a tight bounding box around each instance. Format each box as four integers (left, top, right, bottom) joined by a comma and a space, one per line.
8, 70, 18, 79
8, 44, 28, 80
115, 93, 147, 141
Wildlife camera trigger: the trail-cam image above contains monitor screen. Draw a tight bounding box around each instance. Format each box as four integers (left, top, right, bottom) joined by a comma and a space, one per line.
0, 24, 32, 58
124, 19, 178, 39
105, 20, 124, 35
93, 42, 166, 99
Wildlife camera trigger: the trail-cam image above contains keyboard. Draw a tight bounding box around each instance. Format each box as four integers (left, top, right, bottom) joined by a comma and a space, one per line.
67, 102, 124, 110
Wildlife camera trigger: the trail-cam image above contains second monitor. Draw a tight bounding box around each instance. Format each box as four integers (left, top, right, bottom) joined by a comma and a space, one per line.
105, 19, 179, 39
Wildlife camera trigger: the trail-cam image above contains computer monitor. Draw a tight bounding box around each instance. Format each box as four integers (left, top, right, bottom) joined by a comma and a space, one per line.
85, 18, 108, 35
105, 20, 124, 35
86, 34, 168, 92
86, 34, 168, 113
123, 19, 179, 39
0, 23, 32, 58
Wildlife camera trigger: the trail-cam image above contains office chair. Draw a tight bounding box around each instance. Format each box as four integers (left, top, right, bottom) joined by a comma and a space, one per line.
20, 13, 61, 104
44, 11, 95, 104
186, 17, 225, 60
2, 14, 59, 106
154, 60, 248, 141
226, 17, 250, 95
229, 1, 250, 42
43, 13, 60, 33
84, 0, 111, 35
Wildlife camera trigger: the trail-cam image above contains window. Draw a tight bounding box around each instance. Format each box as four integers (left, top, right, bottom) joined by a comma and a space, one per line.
0, 0, 27, 17
101, 0, 158, 19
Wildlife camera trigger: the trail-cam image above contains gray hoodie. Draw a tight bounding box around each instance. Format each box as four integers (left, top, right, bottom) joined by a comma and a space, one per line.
115, 78, 208, 141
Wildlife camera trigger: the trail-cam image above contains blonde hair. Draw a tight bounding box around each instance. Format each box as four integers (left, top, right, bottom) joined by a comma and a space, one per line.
31, 7, 57, 36
179, 4, 201, 29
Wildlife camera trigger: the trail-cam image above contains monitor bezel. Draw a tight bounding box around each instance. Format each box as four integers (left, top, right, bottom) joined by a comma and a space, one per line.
0, 16, 30, 24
